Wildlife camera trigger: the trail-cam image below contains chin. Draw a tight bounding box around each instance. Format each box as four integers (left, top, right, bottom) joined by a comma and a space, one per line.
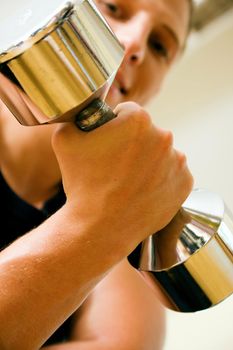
105, 83, 127, 109
105, 93, 120, 110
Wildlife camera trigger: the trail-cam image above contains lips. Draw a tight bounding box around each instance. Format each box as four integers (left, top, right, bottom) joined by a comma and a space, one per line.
114, 71, 129, 96
113, 80, 127, 96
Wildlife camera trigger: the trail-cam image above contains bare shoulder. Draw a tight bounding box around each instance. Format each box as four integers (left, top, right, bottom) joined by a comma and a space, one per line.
70, 258, 166, 350
0, 99, 11, 168
0, 99, 5, 168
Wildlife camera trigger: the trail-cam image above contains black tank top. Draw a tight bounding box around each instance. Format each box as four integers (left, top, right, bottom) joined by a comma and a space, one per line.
0, 171, 74, 345
0, 171, 141, 345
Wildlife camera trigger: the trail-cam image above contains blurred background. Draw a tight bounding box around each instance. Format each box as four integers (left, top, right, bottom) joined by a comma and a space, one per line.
147, 0, 233, 349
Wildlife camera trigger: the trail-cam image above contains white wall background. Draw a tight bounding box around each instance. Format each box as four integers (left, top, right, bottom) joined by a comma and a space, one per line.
147, 9, 233, 350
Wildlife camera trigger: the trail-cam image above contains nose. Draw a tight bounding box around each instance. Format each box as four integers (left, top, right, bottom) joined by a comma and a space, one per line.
116, 13, 150, 66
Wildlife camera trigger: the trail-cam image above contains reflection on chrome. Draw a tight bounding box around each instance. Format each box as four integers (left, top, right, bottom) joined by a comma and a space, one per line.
179, 224, 207, 254
139, 189, 233, 312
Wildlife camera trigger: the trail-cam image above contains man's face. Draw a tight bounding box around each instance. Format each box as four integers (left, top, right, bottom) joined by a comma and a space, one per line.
95, 0, 190, 108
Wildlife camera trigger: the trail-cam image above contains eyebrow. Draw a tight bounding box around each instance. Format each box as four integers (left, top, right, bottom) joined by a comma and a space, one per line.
161, 24, 181, 49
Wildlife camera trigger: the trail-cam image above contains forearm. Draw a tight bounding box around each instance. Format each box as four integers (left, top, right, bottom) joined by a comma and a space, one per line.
43, 341, 142, 350
41, 261, 166, 350
0, 205, 120, 350
42, 340, 119, 350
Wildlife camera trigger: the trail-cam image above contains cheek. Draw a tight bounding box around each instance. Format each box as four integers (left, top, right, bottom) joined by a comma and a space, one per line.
133, 60, 166, 105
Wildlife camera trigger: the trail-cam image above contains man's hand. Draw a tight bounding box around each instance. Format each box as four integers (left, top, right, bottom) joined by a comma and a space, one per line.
52, 102, 193, 257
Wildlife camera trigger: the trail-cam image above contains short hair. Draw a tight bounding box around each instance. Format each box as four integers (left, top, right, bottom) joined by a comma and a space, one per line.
187, 0, 194, 34
182, 0, 194, 51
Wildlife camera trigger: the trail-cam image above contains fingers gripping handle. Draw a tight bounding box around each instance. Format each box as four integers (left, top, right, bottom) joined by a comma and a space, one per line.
75, 99, 116, 131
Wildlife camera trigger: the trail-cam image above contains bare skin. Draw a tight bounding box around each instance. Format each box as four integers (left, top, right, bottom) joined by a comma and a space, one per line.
0, 0, 192, 349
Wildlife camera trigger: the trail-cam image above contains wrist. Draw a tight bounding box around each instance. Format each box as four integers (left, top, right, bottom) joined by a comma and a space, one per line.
51, 203, 126, 274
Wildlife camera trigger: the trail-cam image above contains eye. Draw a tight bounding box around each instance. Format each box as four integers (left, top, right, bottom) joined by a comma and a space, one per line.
98, 1, 122, 18
106, 2, 118, 13
150, 38, 169, 60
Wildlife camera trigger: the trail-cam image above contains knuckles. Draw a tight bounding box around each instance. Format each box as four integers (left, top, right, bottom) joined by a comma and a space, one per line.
115, 102, 152, 132
176, 151, 194, 200
160, 129, 174, 149
186, 170, 194, 193
177, 151, 187, 169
